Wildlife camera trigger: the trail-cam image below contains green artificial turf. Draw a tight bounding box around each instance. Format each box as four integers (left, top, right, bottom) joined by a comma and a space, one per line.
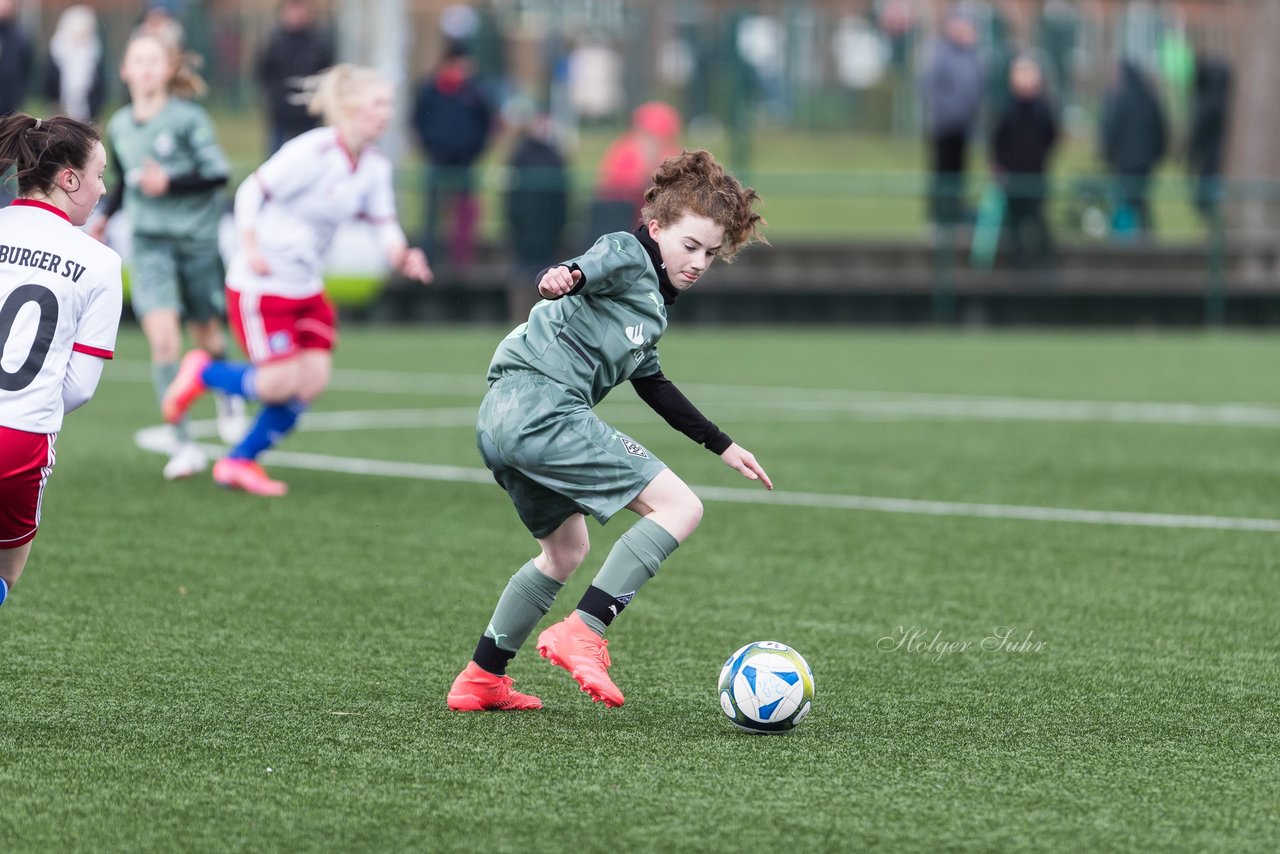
2, 326, 1276, 852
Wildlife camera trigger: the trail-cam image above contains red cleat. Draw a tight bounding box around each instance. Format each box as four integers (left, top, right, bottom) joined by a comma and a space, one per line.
447, 661, 543, 711
162, 349, 211, 425
212, 457, 287, 497
536, 613, 625, 707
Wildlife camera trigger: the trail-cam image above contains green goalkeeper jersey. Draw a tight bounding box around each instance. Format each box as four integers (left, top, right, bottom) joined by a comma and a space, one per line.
104, 98, 229, 240
488, 230, 670, 407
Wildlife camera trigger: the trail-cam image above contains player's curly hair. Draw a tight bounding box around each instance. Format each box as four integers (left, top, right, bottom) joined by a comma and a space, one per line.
0, 113, 100, 197
640, 149, 767, 261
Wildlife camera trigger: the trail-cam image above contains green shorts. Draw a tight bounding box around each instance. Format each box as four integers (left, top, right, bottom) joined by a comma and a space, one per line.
130, 234, 226, 322
476, 372, 668, 539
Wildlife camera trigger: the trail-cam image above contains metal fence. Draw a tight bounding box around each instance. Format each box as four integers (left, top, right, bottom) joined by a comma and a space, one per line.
19, 0, 1245, 136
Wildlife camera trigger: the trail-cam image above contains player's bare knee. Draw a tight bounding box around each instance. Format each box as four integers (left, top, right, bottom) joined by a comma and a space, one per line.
254, 364, 301, 403
557, 539, 590, 572
148, 333, 181, 364
141, 311, 183, 363
255, 380, 293, 404
670, 493, 704, 539
189, 323, 223, 353
685, 493, 705, 531
297, 377, 329, 403
538, 545, 586, 581
153, 345, 181, 364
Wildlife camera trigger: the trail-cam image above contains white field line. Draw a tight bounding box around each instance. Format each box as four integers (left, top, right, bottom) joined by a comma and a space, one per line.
134, 418, 1280, 534
106, 360, 1280, 428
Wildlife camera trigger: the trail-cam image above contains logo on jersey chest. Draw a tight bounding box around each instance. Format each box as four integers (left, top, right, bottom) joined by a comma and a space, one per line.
153, 131, 177, 158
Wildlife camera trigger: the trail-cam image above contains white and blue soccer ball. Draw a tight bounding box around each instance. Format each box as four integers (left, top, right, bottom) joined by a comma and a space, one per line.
718, 641, 814, 734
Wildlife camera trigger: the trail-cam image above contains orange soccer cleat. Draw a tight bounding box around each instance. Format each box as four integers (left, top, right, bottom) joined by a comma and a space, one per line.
447, 661, 543, 711
162, 349, 211, 425
212, 457, 288, 497
536, 613, 625, 707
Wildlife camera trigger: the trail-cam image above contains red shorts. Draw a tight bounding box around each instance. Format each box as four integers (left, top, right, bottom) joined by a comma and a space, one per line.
227, 288, 338, 365
0, 426, 56, 548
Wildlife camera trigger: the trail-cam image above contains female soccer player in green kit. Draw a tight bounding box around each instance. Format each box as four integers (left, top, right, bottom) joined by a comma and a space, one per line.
92, 30, 245, 481
448, 149, 771, 711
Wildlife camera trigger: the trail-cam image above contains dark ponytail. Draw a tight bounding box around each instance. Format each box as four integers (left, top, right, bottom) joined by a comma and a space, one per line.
0, 113, 100, 198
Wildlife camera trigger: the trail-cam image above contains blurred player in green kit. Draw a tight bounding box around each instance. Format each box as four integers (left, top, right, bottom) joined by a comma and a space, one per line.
448, 149, 771, 712
92, 29, 246, 480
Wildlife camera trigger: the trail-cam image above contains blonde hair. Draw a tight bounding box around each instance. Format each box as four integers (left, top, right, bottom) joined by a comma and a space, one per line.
305, 64, 389, 127
124, 30, 207, 99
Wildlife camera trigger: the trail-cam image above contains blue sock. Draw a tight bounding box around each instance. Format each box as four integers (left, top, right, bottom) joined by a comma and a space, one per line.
229, 401, 306, 461
0, 577, 8, 607
201, 361, 257, 400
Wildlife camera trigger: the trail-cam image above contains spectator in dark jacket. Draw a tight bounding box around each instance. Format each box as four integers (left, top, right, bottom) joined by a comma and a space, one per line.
0, 0, 31, 118
992, 57, 1059, 269
0, 0, 32, 206
920, 8, 984, 228
256, 0, 334, 155
1187, 55, 1232, 223
505, 109, 569, 275
412, 41, 494, 272
503, 104, 569, 320
1101, 60, 1168, 236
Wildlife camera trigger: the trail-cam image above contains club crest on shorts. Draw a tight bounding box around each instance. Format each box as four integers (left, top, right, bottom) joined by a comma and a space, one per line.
617, 434, 649, 458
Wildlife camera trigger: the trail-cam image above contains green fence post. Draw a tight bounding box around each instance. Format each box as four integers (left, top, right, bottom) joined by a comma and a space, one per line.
1204, 211, 1226, 327
933, 229, 957, 324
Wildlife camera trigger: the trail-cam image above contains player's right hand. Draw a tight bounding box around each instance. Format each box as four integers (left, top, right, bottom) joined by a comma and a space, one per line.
538, 266, 581, 299
247, 248, 272, 276
87, 217, 108, 243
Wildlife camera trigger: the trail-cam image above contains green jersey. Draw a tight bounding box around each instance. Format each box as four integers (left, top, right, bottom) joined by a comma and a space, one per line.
104, 98, 229, 240
489, 231, 670, 407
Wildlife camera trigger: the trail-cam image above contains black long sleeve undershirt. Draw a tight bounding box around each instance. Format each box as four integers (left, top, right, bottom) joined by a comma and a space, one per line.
100, 150, 227, 220
101, 146, 125, 219
167, 173, 228, 194
631, 371, 732, 454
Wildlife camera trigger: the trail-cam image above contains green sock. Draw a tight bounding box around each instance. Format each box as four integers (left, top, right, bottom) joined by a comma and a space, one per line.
576, 517, 679, 636
473, 561, 564, 673
153, 361, 189, 443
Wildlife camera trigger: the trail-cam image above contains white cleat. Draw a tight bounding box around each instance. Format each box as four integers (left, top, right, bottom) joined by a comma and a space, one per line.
214, 393, 250, 445
163, 441, 208, 481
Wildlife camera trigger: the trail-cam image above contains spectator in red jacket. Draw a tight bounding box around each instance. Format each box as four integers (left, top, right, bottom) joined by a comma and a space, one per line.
586, 101, 682, 238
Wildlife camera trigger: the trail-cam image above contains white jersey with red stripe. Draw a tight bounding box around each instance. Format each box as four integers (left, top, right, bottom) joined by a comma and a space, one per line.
0, 200, 123, 434
227, 127, 406, 299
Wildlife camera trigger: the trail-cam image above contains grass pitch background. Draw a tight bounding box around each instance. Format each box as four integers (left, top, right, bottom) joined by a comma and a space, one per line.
2, 326, 1277, 852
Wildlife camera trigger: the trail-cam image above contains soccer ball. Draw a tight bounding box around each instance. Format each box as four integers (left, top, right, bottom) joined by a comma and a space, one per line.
718, 641, 814, 734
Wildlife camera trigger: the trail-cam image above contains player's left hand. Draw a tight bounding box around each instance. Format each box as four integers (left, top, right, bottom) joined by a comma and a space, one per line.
138, 159, 169, 196
401, 247, 433, 284
720, 443, 773, 490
